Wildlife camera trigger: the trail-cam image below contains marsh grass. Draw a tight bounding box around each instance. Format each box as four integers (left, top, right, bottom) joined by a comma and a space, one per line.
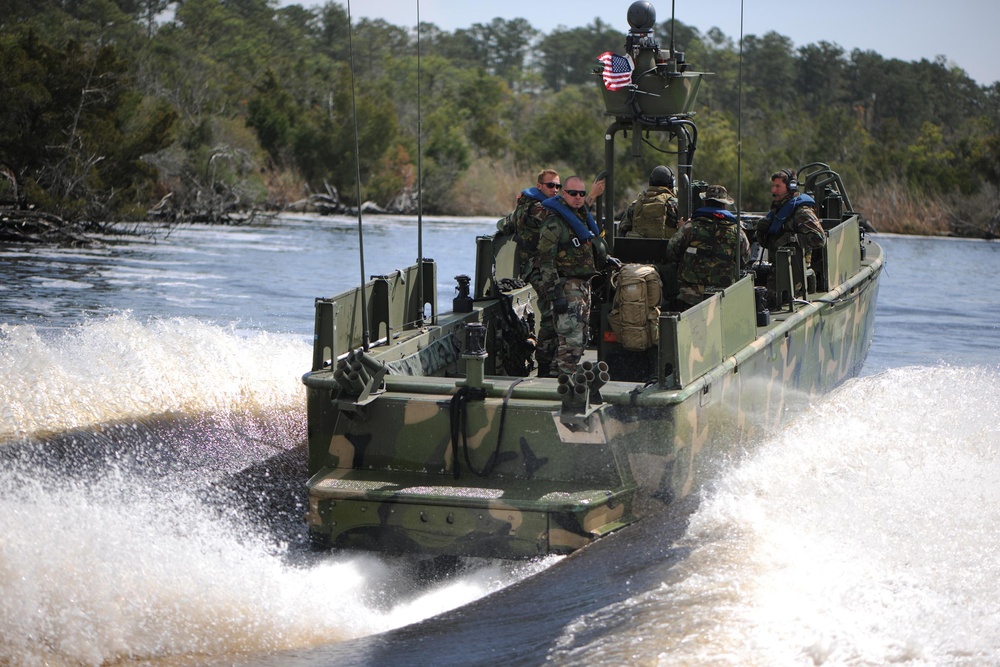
854, 179, 999, 238
268, 165, 997, 240
449, 159, 646, 219
447, 158, 526, 217
264, 170, 308, 210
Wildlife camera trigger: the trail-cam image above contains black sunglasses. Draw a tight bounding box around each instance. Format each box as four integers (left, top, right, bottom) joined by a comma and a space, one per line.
541, 181, 561, 189
564, 189, 586, 197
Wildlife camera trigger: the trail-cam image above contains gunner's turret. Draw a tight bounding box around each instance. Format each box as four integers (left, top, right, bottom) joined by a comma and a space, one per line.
599, 0, 704, 119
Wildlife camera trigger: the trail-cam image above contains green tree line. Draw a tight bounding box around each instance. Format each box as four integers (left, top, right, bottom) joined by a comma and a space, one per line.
2, 0, 998, 235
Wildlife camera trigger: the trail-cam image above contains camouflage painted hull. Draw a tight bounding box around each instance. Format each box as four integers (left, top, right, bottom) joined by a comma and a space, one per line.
303, 4, 882, 558
302, 226, 883, 559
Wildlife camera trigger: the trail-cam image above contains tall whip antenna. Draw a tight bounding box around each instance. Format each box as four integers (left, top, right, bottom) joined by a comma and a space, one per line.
737, 0, 745, 216
669, 0, 676, 54
416, 0, 425, 324
346, 0, 370, 350
736, 0, 746, 277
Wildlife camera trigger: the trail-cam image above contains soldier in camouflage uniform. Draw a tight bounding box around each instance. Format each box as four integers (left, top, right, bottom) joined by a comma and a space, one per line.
496, 169, 562, 375
537, 176, 614, 375
754, 168, 828, 299
497, 169, 561, 278
497, 170, 606, 377
618, 165, 679, 238
756, 168, 827, 265
666, 184, 750, 310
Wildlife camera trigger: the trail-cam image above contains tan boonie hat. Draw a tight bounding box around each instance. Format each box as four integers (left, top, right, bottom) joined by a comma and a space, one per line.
700, 184, 734, 205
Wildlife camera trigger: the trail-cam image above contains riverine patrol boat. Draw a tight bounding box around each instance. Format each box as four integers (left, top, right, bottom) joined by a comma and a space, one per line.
301, 1, 883, 559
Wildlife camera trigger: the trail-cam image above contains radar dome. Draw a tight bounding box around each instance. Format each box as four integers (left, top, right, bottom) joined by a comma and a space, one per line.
627, 1, 656, 32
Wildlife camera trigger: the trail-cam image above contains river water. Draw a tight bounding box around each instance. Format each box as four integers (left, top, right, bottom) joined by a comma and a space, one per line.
1, 217, 999, 666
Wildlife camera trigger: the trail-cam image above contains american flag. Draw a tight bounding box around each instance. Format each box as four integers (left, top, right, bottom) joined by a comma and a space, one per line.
597, 52, 633, 91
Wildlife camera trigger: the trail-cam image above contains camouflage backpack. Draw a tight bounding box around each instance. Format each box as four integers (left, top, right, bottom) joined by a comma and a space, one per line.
608, 264, 662, 351
677, 212, 740, 289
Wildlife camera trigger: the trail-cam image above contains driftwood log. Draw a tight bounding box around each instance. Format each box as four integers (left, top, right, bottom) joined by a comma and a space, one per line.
0, 209, 96, 245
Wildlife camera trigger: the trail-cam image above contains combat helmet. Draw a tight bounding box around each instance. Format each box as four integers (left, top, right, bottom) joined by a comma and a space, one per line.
649, 165, 674, 188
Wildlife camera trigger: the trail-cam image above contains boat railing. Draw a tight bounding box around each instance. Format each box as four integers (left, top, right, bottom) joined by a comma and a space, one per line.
311, 259, 437, 372
800, 162, 855, 216
656, 214, 864, 389
657, 275, 756, 389
821, 216, 862, 289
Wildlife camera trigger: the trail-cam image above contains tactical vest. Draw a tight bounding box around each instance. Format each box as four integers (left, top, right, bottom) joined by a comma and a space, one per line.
551, 226, 598, 279
608, 264, 662, 351
630, 186, 678, 239
677, 210, 740, 289
541, 196, 602, 279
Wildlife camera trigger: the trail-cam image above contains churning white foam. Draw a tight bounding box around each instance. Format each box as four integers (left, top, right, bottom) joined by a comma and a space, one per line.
0, 312, 561, 665
546, 365, 1000, 666
661, 365, 1000, 665
0, 467, 556, 666
0, 314, 311, 442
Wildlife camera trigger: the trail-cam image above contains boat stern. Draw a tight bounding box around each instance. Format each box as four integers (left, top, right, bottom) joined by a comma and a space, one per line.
305, 470, 634, 559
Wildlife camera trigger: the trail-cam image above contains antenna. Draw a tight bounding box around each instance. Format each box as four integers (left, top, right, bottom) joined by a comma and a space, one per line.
346, 0, 370, 350
670, 0, 676, 55
737, 0, 745, 216
416, 0, 425, 325
736, 0, 745, 277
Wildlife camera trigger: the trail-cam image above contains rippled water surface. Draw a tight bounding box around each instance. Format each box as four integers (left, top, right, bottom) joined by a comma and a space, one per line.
1, 223, 999, 666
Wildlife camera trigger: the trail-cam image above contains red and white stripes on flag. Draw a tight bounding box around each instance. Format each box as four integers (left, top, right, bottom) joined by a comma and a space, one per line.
597, 52, 634, 91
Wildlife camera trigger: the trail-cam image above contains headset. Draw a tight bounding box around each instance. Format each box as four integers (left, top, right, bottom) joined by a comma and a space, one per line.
781, 168, 798, 192
649, 165, 674, 188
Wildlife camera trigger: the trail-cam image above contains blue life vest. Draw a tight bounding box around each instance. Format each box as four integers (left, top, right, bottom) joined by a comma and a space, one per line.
541, 196, 600, 243
692, 206, 738, 224
520, 187, 546, 202
765, 194, 816, 235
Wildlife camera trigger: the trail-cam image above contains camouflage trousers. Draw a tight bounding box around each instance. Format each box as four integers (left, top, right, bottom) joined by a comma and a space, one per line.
553, 277, 591, 375
529, 273, 557, 372
675, 284, 707, 309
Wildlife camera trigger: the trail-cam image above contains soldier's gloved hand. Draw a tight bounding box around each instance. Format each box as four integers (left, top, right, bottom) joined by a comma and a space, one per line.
606, 256, 623, 271
755, 230, 768, 246
553, 297, 568, 315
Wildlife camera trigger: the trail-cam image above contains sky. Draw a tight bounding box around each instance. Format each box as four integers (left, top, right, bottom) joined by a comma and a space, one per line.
328, 0, 1000, 86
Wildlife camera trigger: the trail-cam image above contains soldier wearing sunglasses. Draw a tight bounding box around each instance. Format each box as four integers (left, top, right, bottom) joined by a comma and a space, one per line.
496, 168, 562, 375
536, 175, 619, 376
497, 170, 606, 377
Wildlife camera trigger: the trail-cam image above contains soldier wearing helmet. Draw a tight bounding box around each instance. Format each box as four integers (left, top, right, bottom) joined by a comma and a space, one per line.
618, 165, 680, 239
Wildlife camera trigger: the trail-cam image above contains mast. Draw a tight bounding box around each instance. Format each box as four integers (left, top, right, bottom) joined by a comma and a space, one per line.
736, 0, 745, 278
601, 1, 704, 246
416, 0, 425, 325
345, 0, 370, 350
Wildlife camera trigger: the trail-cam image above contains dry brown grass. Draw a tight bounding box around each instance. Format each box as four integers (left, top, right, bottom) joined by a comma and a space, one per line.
853, 178, 999, 238
938, 187, 1000, 238
448, 158, 641, 218
852, 179, 950, 236
259, 162, 999, 239
263, 169, 308, 209
449, 157, 534, 216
